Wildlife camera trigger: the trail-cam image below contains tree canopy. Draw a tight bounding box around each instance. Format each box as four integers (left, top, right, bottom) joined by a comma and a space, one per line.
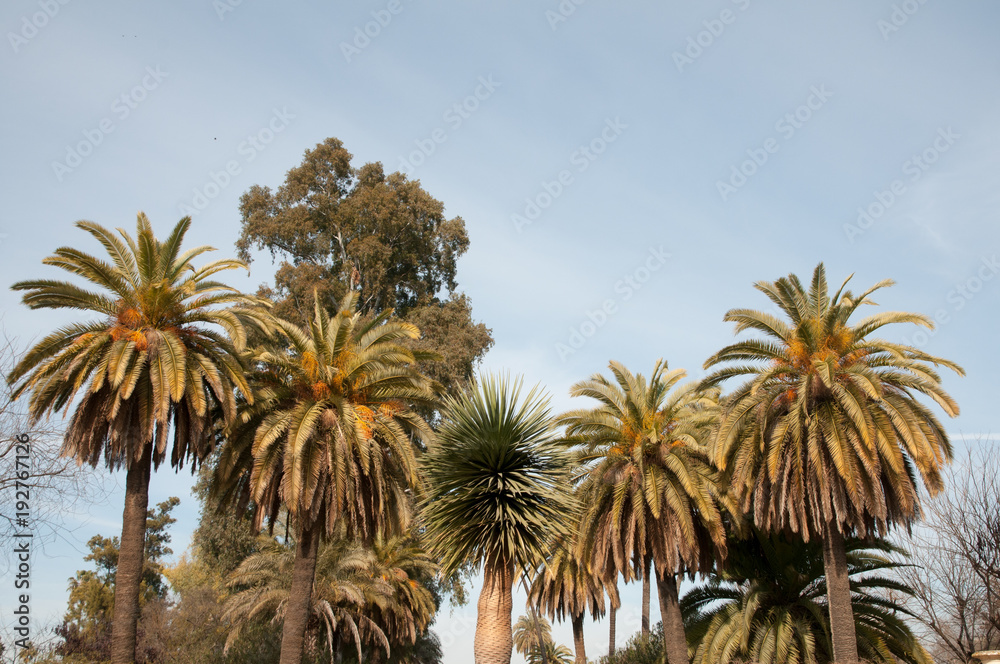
234, 138, 492, 395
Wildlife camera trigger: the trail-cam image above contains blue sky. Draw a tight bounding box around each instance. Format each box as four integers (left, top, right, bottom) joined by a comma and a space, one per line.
2, 0, 999, 661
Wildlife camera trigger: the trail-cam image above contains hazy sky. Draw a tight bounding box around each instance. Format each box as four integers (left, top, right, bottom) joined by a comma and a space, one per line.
2, 1, 999, 661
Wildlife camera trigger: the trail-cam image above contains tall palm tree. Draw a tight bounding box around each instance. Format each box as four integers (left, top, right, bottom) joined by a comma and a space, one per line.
421, 374, 576, 664
701, 263, 963, 664
8, 214, 264, 664
214, 292, 439, 664
561, 360, 728, 664
529, 534, 620, 664
682, 529, 931, 664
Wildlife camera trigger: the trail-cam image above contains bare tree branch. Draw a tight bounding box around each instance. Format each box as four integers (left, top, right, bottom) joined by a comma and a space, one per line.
898, 438, 1000, 663
0, 330, 109, 572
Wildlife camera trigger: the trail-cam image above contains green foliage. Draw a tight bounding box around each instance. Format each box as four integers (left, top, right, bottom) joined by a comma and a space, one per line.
55, 497, 179, 662
234, 137, 492, 398
188, 463, 262, 578
681, 530, 931, 664
421, 373, 576, 577
236, 138, 467, 319
602, 623, 665, 664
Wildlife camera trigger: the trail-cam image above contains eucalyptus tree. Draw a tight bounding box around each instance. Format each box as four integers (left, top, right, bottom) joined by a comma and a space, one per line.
8, 214, 265, 664
422, 374, 575, 664
561, 360, 727, 664
702, 263, 963, 664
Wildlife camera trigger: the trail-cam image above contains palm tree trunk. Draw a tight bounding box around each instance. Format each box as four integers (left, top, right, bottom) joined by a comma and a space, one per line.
823, 522, 859, 664
530, 606, 552, 664
571, 613, 586, 664
109, 445, 152, 664
474, 561, 514, 664
608, 602, 616, 658
279, 525, 320, 664
641, 555, 651, 640
655, 567, 688, 664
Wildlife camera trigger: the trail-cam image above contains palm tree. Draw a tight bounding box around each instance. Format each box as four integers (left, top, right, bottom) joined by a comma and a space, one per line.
682, 529, 931, 664
8, 214, 264, 664
561, 360, 727, 664
529, 534, 620, 664
223, 534, 391, 661
363, 533, 439, 660
513, 614, 575, 664
213, 292, 439, 664
701, 263, 963, 664
513, 612, 553, 658
421, 374, 575, 664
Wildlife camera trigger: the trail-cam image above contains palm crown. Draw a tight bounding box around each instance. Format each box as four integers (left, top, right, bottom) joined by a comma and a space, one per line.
215, 291, 440, 541
702, 263, 964, 540
8, 213, 264, 470
563, 360, 726, 580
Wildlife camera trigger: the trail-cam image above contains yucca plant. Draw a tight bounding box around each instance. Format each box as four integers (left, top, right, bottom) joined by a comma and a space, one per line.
702, 263, 963, 664
421, 374, 575, 664
8, 213, 266, 664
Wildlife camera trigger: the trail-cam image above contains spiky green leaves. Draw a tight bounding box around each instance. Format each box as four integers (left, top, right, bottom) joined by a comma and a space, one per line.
421, 374, 575, 578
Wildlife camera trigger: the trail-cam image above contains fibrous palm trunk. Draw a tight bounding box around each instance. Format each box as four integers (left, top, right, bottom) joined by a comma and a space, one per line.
823, 522, 859, 664
109, 445, 152, 664
608, 602, 616, 658
655, 568, 688, 664
279, 525, 320, 664
641, 555, 651, 640
571, 614, 586, 664
475, 561, 514, 664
